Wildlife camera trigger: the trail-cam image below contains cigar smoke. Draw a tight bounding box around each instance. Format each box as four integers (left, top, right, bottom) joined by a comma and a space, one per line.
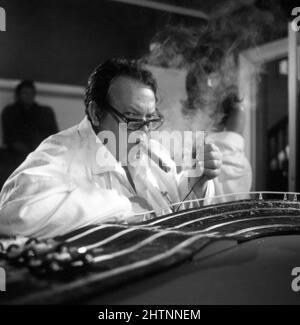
141, 0, 286, 130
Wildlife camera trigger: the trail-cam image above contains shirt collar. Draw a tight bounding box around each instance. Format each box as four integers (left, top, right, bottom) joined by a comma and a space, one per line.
77, 116, 125, 176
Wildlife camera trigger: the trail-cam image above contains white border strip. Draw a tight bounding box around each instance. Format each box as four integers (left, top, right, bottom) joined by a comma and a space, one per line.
187, 215, 300, 234
110, 0, 209, 19
73, 211, 300, 251
226, 224, 298, 237
148, 191, 300, 226
0, 79, 84, 97
171, 207, 300, 230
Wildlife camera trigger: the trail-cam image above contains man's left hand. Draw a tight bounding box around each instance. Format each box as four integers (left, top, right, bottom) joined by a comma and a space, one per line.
202, 143, 222, 181
188, 143, 222, 198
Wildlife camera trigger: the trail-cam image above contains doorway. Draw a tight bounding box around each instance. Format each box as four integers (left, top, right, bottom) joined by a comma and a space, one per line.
239, 37, 300, 192
256, 58, 289, 191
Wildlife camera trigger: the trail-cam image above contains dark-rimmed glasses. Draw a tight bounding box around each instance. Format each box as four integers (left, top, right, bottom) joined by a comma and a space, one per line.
105, 103, 164, 131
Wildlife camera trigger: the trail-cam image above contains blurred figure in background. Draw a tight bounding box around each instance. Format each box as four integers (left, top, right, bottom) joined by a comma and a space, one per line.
206, 93, 252, 200
1, 80, 58, 163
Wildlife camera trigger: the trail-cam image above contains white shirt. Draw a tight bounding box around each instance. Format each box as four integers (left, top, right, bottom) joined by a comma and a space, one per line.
0, 117, 214, 238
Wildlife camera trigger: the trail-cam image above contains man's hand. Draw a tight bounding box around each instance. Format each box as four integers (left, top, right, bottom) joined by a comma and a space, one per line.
126, 196, 154, 224
129, 195, 152, 213
188, 143, 222, 198
202, 143, 222, 182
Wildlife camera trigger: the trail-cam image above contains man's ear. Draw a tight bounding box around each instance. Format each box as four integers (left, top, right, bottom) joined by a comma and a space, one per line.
87, 101, 102, 126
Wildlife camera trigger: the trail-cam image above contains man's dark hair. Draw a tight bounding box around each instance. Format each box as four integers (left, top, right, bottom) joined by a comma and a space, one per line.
15, 80, 36, 97
84, 58, 157, 116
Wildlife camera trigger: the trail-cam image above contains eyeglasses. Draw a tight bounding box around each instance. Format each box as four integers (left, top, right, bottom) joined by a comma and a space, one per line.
105, 102, 164, 131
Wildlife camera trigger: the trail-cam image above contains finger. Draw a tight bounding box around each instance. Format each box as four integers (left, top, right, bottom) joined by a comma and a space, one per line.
204, 159, 222, 170
204, 143, 220, 153
204, 150, 222, 161
203, 168, 220, 180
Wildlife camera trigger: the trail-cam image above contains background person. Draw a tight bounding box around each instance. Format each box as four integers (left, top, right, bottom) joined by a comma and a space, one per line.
1, 80, 58, 162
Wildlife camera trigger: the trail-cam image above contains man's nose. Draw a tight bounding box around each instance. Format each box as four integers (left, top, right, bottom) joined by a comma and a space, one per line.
140, 123, 149, 134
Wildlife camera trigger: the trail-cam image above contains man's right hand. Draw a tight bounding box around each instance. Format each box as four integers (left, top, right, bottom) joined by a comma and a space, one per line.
129, 195, 152, 213
127, 196, 153, 223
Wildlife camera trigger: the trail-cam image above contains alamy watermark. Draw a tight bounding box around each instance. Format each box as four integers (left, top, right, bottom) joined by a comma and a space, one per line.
0, 267, 6, 292
292, 7, 300, 32
0, 7, 6, 32
95, 124, 205, 177
291, 267, 300, 292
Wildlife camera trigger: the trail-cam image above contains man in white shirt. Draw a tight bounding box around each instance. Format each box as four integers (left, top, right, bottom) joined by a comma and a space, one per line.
0, 58, 222, 238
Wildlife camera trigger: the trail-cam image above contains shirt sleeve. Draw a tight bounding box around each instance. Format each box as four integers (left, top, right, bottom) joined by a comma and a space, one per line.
0, 143, 132, 238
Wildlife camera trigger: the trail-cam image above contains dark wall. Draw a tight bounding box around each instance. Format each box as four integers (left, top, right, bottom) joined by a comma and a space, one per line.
0, 0, 173, 86
265, 59, 288, 129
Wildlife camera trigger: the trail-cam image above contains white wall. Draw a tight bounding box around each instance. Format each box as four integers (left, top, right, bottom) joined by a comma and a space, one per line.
146, 65, 213, 132
146, 65, 187, 132
0, 79, 85, 146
